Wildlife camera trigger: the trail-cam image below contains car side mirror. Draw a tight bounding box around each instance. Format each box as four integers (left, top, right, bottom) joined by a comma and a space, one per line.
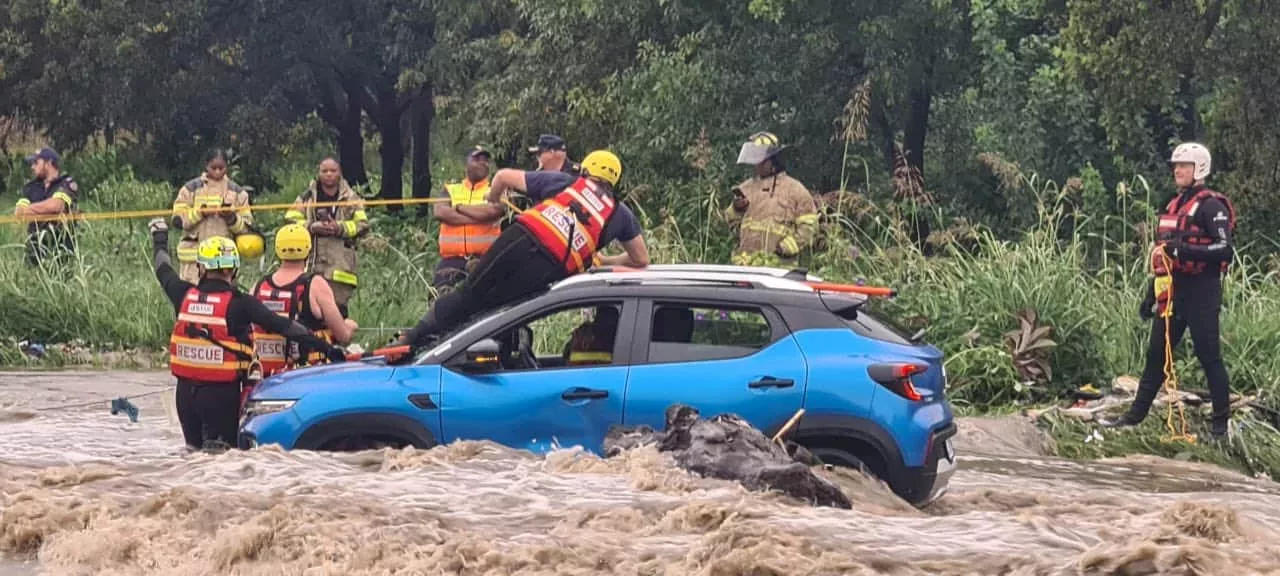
457, 338, 502, 373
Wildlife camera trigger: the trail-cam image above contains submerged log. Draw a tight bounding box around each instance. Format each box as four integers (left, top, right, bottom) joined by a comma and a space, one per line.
603, 404, 852, 509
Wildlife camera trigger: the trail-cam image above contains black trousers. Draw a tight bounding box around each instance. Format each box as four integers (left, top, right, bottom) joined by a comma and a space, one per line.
176, 379, 242, 449
432, 255, 471, 293
404, 223, 566, 346
1127, 276, 1232, 432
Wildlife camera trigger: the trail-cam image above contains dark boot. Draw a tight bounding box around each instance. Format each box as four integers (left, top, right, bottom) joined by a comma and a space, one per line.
1097, 412, 1142, 429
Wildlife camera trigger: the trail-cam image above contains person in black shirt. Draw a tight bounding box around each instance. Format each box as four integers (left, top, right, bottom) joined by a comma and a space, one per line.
148, 218, 345, 450
12, 147, 79, 266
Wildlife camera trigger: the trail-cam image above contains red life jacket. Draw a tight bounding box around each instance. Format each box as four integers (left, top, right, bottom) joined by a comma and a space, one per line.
1155, 188, 1236, 276
168, 287, 254, 383
517, 177, 616, 274
251, 273, 332, 377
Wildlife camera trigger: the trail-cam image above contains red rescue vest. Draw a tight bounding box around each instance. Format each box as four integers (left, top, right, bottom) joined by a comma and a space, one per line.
168, 288, 254, 383
251, 273, 332, 377
1155, 188, 1236, 276
517, 177, 616, 274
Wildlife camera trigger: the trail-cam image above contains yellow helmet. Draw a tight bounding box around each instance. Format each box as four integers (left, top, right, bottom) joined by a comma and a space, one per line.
275, 223, 312, 261
580, 150, 622, 186
197, 236, 240, 270
236, 232, 266, 260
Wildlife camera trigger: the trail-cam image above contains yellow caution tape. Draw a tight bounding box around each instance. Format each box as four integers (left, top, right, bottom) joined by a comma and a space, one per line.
2, 196, 456, 225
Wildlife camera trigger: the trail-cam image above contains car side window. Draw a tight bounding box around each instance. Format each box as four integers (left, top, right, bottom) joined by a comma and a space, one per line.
647, 303, 772, 364
490, 302, 624, 371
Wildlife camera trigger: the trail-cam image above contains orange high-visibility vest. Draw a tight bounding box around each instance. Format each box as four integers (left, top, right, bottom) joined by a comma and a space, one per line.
439, 179, 501, 258
517, 177, 616, 274
168, 288, 253, 383
250, 274, 332, 377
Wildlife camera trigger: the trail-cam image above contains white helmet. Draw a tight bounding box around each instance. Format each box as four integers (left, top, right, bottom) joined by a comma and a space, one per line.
1169, 142, 1211, 181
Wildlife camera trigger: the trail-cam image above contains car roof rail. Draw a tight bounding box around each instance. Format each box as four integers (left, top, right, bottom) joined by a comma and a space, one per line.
588, 263, 825, 283
558, 265, 898, 298
554, 268, 827, 293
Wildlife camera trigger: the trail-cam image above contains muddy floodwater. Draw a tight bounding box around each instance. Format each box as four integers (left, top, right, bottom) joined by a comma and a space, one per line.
3, 371, 1280, 575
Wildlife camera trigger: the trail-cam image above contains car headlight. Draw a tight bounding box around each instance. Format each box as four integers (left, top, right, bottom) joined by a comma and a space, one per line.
243, 399, 297, 421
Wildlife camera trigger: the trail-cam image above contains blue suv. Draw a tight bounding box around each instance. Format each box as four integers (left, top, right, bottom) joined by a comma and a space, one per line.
238, 264, 957, 506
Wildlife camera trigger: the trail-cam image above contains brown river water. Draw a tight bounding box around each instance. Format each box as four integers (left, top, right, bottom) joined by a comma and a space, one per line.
2, 371, 1279, 575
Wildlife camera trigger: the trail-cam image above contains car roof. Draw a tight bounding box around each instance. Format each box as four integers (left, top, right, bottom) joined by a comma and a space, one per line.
413, 264, 877, 365
552, 264, 831, 294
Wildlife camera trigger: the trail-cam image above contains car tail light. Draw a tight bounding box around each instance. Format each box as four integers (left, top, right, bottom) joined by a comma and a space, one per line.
868, 362, 927, 401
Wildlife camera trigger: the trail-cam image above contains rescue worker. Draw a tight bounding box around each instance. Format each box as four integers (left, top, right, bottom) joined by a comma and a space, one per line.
250, 223, 359, 385
725, 132, 819, 268
146, 218, 345, 450
564, 306, 620, 366
1100, 143, 1235, 439
529, 134, 579, 174
12, 147, 79, 266
432, 146, 502, 294
285, 157, 369, 315
171, 149, 255, 284
396, 150, 649, 349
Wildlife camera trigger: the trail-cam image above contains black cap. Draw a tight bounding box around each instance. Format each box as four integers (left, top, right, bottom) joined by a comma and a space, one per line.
466, 145, 492, 161
25, 147, 60, 165
527, 134, 566, 154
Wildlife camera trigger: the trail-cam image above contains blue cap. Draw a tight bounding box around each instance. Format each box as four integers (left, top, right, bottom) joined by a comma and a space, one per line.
25, 147, 60, 165
466, 145, 492, 161
528, 134, 566, 153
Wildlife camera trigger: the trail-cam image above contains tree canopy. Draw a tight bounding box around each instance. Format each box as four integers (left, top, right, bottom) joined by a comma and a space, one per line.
4, 0, 1280, 251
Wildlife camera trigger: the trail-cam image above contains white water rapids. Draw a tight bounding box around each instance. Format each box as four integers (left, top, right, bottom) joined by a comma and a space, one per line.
2, 371, 1279, 575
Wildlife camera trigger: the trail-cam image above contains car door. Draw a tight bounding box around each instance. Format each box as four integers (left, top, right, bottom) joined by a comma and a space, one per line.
622, 299, 807, 434
438, 298, 635, 455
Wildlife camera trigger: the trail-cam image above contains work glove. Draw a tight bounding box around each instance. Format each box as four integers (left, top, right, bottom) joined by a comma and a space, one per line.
148, 218, 169, 250
1139, 277, 1156, 320
326, 345, 349, 364
220, 202, 238, 226
776, 236, 801, 258
309, 220, 338, 237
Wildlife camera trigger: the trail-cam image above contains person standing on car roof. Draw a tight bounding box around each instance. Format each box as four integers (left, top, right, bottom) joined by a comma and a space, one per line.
395, 150, 649, 349
1100, 142, 1236, 440
724, 132, 819, 268
432, 146, 503, 295
250, 223, 358, 386
146, 218, 346, 450
284, 157, 370, 317
12, 147, 80, 267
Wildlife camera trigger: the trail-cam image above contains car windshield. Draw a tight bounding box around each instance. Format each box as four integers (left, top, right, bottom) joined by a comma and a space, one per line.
411, 301, 525, 364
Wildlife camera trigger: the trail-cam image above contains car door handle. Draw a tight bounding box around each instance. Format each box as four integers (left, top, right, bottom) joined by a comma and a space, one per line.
562, 388, 609, 401
749, 377, 795, 389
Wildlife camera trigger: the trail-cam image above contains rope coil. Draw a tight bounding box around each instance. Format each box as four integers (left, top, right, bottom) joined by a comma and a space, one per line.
1155, 245, 1196, 444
